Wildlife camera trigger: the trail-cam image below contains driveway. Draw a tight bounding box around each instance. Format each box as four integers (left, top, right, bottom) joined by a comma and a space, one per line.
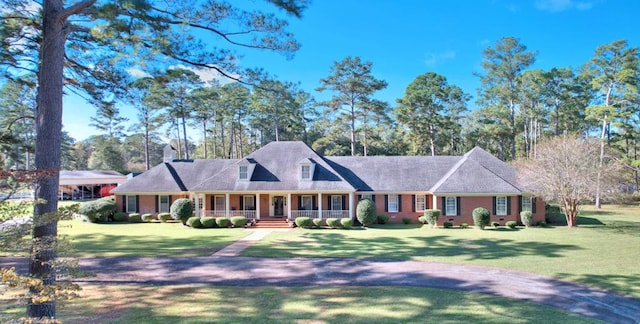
2, 256, 639, 323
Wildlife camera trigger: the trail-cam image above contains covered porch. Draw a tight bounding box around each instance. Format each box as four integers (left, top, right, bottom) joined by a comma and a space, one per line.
194, 192, 355, 221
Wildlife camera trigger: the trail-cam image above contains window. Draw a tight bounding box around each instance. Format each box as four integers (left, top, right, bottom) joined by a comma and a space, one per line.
214, 195, 226, 211
243, 195, 255, 210
126, 195, 137, 213
388, 195, 399, 213
238, 165, 248, 180
301, 165, 311, 180
360, 194, 373, 200
301, 195, 313, 210
445, 197, 457, 216
331, 195, 342, 210
496, 196, 508, 215
415, 195, 426, 212
159, 195, 170, 213
521, 196, 533, 212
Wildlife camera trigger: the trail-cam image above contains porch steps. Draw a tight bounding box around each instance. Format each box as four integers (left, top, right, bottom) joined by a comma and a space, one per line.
253, 218, 290, 229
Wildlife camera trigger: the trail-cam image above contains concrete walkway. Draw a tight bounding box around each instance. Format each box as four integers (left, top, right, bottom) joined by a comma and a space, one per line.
212, 228, 290, 256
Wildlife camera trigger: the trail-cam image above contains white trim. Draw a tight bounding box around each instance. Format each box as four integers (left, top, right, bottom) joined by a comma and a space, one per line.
496, 196, 508, 215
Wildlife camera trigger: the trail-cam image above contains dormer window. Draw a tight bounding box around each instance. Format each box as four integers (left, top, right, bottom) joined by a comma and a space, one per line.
301, 165, 311, 180
238, 165, 248, 180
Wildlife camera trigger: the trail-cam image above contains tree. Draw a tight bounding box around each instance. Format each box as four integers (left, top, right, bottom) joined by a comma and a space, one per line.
0, 0, 306, 318
515, 135, 616, 228
356, 198, 376, 227
583, 40, 639, 208
126, 77, 164, 170
477, 36, 537, 160
317, 56, 388, 156
0, 78, 36, 169
395, 72, 469, 156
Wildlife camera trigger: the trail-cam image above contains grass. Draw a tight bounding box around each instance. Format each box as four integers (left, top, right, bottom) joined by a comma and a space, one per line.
1, 285, 598, 323
243, 204, 640, 298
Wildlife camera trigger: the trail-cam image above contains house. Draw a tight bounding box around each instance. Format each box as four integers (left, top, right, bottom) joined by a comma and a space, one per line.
59, 170, 127, 200
112, 141, 544, 225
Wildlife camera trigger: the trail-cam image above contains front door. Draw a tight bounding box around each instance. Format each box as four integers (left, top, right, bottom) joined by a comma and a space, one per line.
274, 196, 284, 217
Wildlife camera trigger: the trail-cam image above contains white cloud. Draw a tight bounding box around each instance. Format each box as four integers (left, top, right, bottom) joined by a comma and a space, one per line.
126, 68, 151, 78
534, 0, 597, 12
170, 64, 239, 86
424, 50, 456, 67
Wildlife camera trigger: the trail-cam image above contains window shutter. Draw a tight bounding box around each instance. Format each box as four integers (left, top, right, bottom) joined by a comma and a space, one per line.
507, 196, 512, 215
135, 195, 139, 213
328, 196, 331, 210
412, 195, 416, 212
441, 197, 446, 215
518, 195, 522, 213
532, 197, 537, 213
372, 195, 376, 202
240, 196, 244, 210
155, 196, 159, 213
456, 197, 461, 216
492, 197, 497, 215
398, 195, 402, 212
297, 196, 302, 209
312, 196, 317, 210
121, 196, 126, 212
210, 196, 214, 211
358, 194, 361, 200
384, 195, 388, 212
341, 195, 346, 210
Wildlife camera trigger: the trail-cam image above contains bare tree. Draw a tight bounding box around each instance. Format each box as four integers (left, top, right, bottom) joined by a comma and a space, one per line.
514, 135, 616, 228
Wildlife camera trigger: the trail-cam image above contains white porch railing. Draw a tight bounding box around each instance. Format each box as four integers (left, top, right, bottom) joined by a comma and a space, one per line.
290, 210, 349, 219
202, 210, 226, 217
201, 210, 257, 220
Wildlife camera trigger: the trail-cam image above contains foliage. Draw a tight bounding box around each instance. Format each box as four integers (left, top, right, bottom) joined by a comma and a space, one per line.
536, 220, 547, 227
128, 213, 142, 223
356, 199, 377, 227
158, 213, 172, 223
460, 223, 469, 229
520, 211, 533, 227
423, 209, 440, 228
78, 198, 117, 223
418, 216, 428, 224
491, 221, 500, 228
312, 218, 324, 227
472, 208, 491, 230
505, 221, 517, 229
377, 214, 389, 224
230, 216, 248, 227
325, 218, 340, 228
402, 217, 411, 224
113, 212, 127, 222
187, 217, 203, 228
200, 217, 216, 228
294, 217, 312, 228
215, 217, 230, 228
170, 198, 193, 225
340, 218, 353, 229
443, 222, 453, 229
141, 213, 153, 222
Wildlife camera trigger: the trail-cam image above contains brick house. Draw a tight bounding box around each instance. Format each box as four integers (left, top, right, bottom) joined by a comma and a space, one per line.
112, 141, 544, 225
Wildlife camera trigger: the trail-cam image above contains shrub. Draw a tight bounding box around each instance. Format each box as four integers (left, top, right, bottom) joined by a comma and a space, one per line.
472, 207, 491, 230
141, 213, 153, 222
460, 223, 469, 229
520, 211, 533, 227
377, 214, 389, 224
418, 216, 428, 224
443, 221, 453, 228
506, 221, 517, 229
295, 217, 312, 228
128, 213, 142, 223
402, 217, 411, 224
491, 221, 500, 228
340, 218, 353, 229
215, 217, 230, 228
356, 198, 377, 227
187, 217, 202, 228
537, 220, 547, 227
312, 218, 324, 227
423, 209, 440, 228
170, 198, 193, 225
78, 197, 117, 223
201, 217, 216, 228
113, 212, 127, 222
230, 216, 248, 227
326, 218, 340, 228
158, 212, 172, 222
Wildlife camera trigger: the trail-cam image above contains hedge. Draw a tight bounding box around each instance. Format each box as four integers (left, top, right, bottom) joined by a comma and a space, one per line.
472, 207, 490, 230
326, 218, 340, 228
295, 217, 312, 228
128, 213, 142, 223
230, 216, 248, 227
141, 213, 154, 222
312, 218, 324, 227
215, 217, 230, 228
187, 217, 203, 228
201, 217, 216, 228
170, 198, 193, 225
78, 197, 117, 223
423, 209, 440, 228
158, 213, 172, 222
520, 211, 533, 227
377, 214, 389, 224
340, 218, 353, 229
356, 199, 377, 226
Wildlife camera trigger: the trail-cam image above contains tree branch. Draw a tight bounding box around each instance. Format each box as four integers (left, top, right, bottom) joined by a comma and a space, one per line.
60, 0, 97, 22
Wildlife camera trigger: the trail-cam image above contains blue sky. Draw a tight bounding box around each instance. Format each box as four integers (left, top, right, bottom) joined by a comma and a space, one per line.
63, 0, 640, 141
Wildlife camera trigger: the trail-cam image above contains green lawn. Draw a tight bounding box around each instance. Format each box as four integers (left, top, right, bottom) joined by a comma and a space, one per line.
1, 285, 598, 323
242, 205, 640, 298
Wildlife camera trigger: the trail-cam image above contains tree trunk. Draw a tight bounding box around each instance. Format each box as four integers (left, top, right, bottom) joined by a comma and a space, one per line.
144, 127, 150, 170
181, 114, 189, 159
350, 98, 356, 156
509, 98, 516, 160
202, 120, 207, 159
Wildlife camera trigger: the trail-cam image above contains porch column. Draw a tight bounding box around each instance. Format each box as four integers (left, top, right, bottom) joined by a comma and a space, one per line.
194, 193, 200, 217
348, 192, 354, 219
287, 193, 292, 219
432, 195, 438, 209
317, 192, 323, 219
225, 193, 230, 218
255, 193, 260, 220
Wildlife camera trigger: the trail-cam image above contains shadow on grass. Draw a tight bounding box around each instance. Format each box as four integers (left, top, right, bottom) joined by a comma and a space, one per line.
557, 272, 640, 298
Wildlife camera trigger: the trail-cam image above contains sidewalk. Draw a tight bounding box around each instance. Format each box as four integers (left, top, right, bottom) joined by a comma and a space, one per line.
212, 228, 290, 256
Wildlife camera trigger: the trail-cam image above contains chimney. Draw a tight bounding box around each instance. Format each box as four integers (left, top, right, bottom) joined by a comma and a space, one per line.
163, 145, 176, 162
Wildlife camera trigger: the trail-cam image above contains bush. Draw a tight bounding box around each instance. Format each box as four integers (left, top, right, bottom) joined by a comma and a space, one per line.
201, 217, 216, 228
326, 218, 340, 228
536, 220, 547, 227
423, 209, 440, 228
128, 213, 142, 223
141, 213, 153, 222
340, 218, 353, 229
295, 217, 312, 228
187, 217, 202, 228
158, 212, 172, 222
520, 211, 533, 227
78, 197, 117, 223
215, 217, 230, 228
356, 198, 377, 227
377, 214, 389, 224
443, 221, 453, 228
491, 221, 500, 228
418, 216, 428, 224
230, 216, 248, 227
506, 221, 517, 229
460, 223, 469, 229
170, 198, 193, 225
113, 212, 127, 222
402, 217, 411, 224
312, 218, 324, 227
472, 207, 491, 230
